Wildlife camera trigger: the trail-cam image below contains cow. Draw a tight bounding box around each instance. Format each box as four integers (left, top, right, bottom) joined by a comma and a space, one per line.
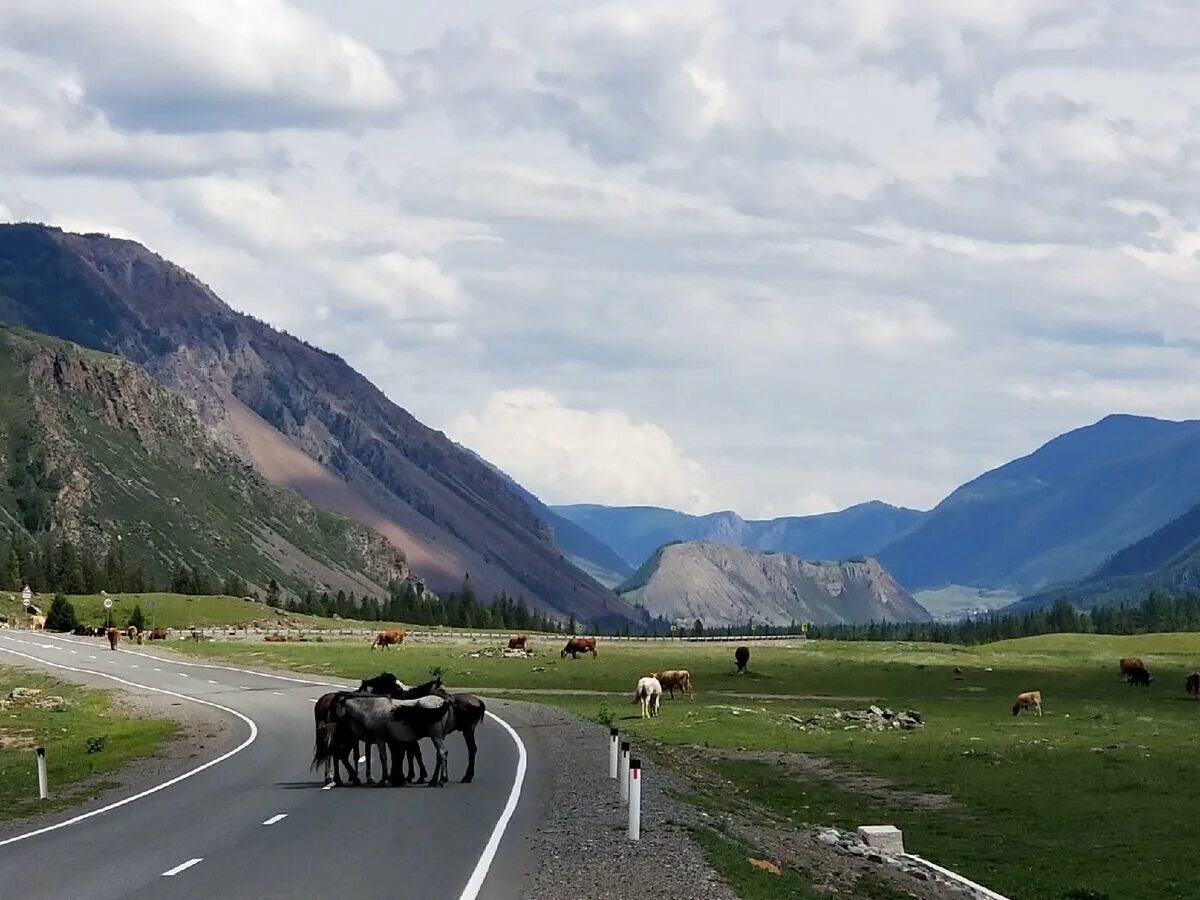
28, 615, 46, 632
1126, 665, 1152, 687
652, 669, 694, 700
1012, 690, 1042, 716
371, 629, 406, 650
126, 626, 139, 641
148, 628, 169, 641
561, 637, 597, 659
633, 676, 662, 718
1119, 657, 1144, 679
73, 626, 89, 636
1187, 672, 1200, 700
106, 628, 121, 650
735, 646, 750, 674
507, 634, 528, 651
264, 634, 288, 643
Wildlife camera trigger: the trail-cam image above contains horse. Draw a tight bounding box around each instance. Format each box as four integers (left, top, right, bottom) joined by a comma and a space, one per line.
312, 676, 443, 786
735, 646, 750, 673
633, 676, 662, 718
317, 694, 454, 787
359, 673, 486, 783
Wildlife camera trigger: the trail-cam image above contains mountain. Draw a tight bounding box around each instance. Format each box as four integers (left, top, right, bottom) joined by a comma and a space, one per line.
0, 325, 405, 596
0, 223, 638, 625
616, 541, 930, 627
552, 501, 925, 570
455, 446, 632, 587
875, 415, 1200, 592
1011, 500, 1200, 612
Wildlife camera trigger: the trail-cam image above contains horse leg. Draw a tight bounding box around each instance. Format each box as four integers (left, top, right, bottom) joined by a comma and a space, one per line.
461, 728, 477, 784
408, 742, 428, 783
428, 736, 447, 787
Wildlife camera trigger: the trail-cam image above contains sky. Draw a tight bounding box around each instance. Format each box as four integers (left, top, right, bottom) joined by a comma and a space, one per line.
1, 0, 1198, 519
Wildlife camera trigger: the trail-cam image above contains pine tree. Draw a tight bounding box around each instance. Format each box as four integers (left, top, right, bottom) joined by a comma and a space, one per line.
0, 537, 19, 590
128, 604, 146, 631
45, 594, 79, 632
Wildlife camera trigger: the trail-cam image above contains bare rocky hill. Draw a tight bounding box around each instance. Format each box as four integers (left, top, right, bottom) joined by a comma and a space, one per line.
617, 541, 930, 627
0, 224, 640, 625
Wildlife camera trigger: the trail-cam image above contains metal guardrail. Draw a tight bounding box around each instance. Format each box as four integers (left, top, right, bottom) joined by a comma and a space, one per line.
178, 626, 806, 642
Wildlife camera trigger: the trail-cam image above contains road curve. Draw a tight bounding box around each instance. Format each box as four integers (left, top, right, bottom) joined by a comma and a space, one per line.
0, 632, 532, 900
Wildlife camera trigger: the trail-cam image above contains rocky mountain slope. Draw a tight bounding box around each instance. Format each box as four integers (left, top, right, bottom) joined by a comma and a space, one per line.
0, 325, 405, 596
553, 501, 924, 570
0, 223, 638, 625
876, 415, 1200, 592
616, 541, 930, 627
1011, 500, 1200, 612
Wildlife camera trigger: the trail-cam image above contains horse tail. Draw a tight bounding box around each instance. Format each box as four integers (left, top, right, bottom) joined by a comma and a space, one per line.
310, 694, 337, 771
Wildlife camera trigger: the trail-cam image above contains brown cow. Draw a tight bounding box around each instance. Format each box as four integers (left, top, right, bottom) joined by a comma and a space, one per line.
507, 635, 528, 651
106, 628, 121, 650
1187, 672, 1200, 700
560, 637, 597, 659
1119, 657, 1144, 679
652, 669, 694, 700
127, 626, 139, 641
1012, 690, 1042, 716
264, 634, 288, 643
371, 629, 406, 650
28, 615, 46, 632
148, 628, 169, 641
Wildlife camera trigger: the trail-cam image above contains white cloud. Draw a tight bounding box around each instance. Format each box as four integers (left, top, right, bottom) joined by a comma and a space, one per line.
448, 390, 715, 512
0, 0, 404, 131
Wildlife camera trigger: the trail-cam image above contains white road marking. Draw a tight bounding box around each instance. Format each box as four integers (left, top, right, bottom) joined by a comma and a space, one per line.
0, 645, 259, 849
153, 667, 162, 672
88, 655, 96, 659
129, 664, 138, 668
261, 814, 287, 826
69, 650, 77, 654
162, 858, 204, 877
457, 712, 529, 900
178, 673, 189, 678
208, 680, 219, 684
272, 691, 284, 696
309, 698, 318, 703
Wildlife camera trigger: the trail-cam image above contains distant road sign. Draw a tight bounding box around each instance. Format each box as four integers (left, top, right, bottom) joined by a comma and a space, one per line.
103, 598, 113, 610
21, 586, 32, 603
145, 600, 156, 608
22, 597, 30, 608
801, 622, 809, 634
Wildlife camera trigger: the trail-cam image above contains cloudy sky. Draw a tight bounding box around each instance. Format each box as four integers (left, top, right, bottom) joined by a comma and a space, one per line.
2, 1, 1198, 519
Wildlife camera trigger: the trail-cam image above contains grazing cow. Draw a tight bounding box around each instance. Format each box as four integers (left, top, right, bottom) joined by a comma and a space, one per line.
148, 628, 169, 641
264, 634, 288, 643
126, 626, 138, 641
507, 634, 528, 651
1126, 665, 1153, 687
1012, 690, 1043, 716
371, 629, 406, 650
633, 676, 662, 718
735, 646, 750, 674
1188, 672, 1200, 700
106, 628, 121, 650
1119, 657, 1144, 679
652, 669, 694, 700
28, 615, 46, 632
560, 637, 597, 659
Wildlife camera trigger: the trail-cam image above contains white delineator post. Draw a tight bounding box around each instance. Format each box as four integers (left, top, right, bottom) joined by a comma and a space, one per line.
627, 758, 641, 841
36, 747, 48, 799
608, 728, 619, 779
619, 741, 630, 804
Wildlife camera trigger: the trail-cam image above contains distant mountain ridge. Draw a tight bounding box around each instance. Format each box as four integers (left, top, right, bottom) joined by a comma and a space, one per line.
616, 541, 930, 627
1011, 499, 1200, 613
552, 501, 925, 570
876, 414, 1200, 592
0, 223, 639, 625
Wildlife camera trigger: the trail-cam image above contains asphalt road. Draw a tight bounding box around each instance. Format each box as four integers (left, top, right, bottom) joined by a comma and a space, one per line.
0, 631, 538, 900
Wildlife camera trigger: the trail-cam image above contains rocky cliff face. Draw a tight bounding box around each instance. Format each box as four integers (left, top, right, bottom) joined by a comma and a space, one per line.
0, 326, 407, 595
0, 224, 638, 624
617, 541, 930, 627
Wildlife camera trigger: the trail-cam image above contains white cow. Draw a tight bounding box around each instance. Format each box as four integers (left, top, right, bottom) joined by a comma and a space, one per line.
633, 676, 662, 718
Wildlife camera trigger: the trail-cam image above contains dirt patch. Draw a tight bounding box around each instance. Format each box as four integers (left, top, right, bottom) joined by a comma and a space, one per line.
693, 747, 959, 812
0, 730, 38, 751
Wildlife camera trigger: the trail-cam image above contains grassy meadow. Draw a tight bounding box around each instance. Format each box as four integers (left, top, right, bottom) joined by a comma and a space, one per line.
165, 630, 1200, 900
0, 666, 178, 822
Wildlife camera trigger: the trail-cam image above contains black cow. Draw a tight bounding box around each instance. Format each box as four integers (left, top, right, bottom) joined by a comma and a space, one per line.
735, 646, 750, 674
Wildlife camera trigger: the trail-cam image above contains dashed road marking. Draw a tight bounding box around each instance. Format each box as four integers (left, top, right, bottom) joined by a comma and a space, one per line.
162, 858, 204, 877
208, 680, 219, 684
262, 814, 287, 826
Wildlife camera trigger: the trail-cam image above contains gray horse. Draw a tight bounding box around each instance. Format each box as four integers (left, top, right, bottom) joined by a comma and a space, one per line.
319, 694, 454, 787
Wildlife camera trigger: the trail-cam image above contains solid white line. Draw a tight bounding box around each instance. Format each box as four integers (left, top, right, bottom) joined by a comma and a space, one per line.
457, 711, 528, 900
261, 814, 287, 826
162, 858, 204, 877
0, 643, 259, 849
903, 854, 1012, 900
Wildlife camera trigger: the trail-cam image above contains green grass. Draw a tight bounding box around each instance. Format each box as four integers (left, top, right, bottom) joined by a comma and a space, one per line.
690, 827, 821, 899
170, 630, 1200, 900
0, 666, 178, 822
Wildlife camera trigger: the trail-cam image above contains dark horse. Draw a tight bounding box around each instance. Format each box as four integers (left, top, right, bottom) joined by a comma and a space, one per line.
360, 671, 486, 784
312, 675, 442, 786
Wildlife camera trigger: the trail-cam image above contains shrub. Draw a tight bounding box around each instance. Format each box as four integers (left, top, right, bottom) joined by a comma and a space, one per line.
127, 604, 146, 631
45, 594, 79, 632
85, 735, 107, 754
